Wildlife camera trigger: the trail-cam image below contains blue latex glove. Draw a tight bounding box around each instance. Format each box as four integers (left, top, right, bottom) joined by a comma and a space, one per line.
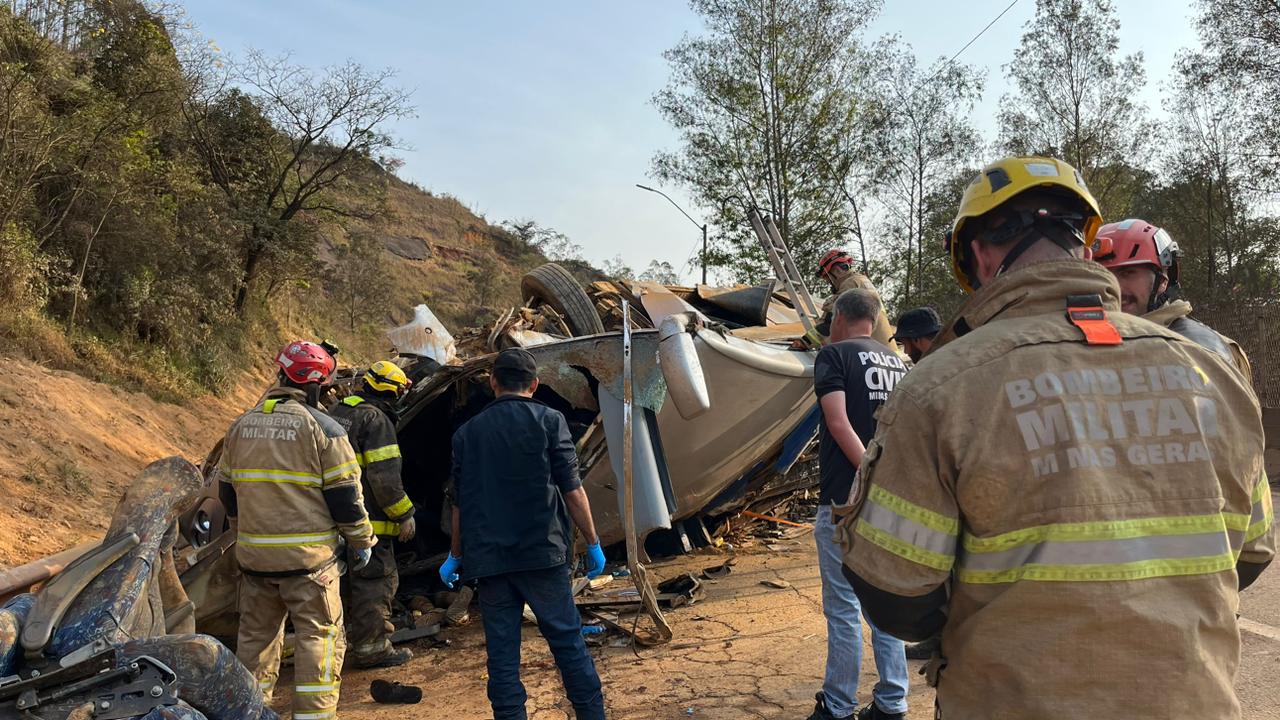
439, 553, 461, 588
352, 547, 372, 572
585, 543, 606, 579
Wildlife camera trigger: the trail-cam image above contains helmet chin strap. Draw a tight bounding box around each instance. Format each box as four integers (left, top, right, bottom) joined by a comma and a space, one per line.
1151, 276, 1178, 312
989, 209, 1086, 282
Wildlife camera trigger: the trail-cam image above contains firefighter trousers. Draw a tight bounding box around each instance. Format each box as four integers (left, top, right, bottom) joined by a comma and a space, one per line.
344, 539, 398, 662
236, 565, 345, 720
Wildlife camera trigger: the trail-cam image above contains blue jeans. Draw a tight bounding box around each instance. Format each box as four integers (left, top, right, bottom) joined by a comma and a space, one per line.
814, 504, 909, 716
477, 564, 605, 720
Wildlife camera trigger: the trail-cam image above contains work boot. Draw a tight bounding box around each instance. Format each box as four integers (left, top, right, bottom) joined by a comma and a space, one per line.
445, 585, 474, 626
350, 646, 413, 669
855, 703, 905, 720
905, 635, 940, 660
806, 692, 852, 720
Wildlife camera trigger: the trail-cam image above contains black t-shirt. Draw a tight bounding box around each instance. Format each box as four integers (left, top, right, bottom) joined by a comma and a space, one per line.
813, 337, 906, 505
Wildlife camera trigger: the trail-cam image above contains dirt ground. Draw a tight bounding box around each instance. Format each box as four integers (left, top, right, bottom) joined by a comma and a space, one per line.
0, 358, 260, 567
269, 497, 1278, 720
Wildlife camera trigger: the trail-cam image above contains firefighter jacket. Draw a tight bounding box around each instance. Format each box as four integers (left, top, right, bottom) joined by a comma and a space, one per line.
218, 387, 375, 575
1146, 298, 1253, 383
820, 272, 898, 350
329, 393, 415, 537
836, 260, 1274, 720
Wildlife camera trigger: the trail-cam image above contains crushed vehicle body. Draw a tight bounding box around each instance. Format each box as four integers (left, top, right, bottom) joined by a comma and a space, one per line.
376, 264, 822, 554
2, 264, 822, 642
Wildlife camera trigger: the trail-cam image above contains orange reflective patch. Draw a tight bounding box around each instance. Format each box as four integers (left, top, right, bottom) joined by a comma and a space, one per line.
1067, 305, 1122, 345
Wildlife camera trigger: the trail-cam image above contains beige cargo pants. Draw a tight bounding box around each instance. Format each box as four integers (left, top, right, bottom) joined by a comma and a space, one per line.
237, 566, 346, 719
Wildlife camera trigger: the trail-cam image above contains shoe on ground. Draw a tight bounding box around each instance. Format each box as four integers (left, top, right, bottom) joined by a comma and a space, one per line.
446, 585, 474, 626
351, 646, 413, 669
855, 702, 905, 720
806, 691, 852, 720
370, 679, 422, 704
905, 635, 940, 660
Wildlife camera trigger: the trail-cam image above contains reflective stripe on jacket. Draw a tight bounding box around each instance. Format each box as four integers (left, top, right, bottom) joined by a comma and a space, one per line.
839, 260, 1274, 720
328, 393, 414, 537
218, 387, 374, 574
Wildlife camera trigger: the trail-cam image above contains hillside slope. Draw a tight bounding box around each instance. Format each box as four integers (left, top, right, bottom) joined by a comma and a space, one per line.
0, 358, 262, 567
0, 176, 588, 567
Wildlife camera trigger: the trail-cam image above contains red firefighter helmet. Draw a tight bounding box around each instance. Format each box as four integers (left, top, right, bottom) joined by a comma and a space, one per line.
1092, 218, 1180, 285
275, 341, 336, 385
817, 250, 855, 278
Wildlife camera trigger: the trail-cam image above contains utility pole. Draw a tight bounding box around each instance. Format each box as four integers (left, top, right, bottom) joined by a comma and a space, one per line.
635, 184, 708, 285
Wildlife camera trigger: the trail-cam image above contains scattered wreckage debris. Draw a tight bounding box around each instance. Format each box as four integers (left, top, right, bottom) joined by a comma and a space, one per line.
739, 509, 813, 530
700, 558, 736, 580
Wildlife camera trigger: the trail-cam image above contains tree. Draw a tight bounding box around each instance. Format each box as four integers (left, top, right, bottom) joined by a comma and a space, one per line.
601, 255, 634, 280
184, 50, 413, 314
639, 260, 680, 285
652, 0, 881, 281
868, 168, 971, 322
1130, 51, 1280, 305
500, 219, 583, 262
325, 230, 393, 330
997, 0, 1156, 217
1194, 0, 1280, 186
868, 38, 983, 307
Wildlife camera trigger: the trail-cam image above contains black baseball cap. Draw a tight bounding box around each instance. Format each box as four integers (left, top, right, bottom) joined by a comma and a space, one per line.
893, 307, 942, 340
493, 347, 538, 379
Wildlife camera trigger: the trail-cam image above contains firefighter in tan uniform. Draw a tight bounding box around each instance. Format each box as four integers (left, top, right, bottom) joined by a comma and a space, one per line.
218, 341, 376, 720
836, 157, 1275, 719
815, 250, 897, 351
1092, 218, 1253, 381
329, 360, 416, 668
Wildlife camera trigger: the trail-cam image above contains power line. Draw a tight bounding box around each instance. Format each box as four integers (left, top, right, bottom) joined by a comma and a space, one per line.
917, 0, 1019, 90
948, 0, 1019, 68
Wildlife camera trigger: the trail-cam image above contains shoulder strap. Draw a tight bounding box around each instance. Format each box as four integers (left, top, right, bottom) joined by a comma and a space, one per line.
262, 398, 280, 414
1065, 294, 1122, 346
343, 395, 365, 407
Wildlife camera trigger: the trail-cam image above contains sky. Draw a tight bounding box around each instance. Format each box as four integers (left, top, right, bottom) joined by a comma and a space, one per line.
181, 0, 1202, 284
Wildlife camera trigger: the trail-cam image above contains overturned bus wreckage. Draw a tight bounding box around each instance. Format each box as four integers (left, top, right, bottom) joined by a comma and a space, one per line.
364, 263, 823, 557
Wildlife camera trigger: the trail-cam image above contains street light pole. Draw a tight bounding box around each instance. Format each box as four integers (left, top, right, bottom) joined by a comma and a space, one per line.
635, 183, 708, 285
700, 223, 707, 285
